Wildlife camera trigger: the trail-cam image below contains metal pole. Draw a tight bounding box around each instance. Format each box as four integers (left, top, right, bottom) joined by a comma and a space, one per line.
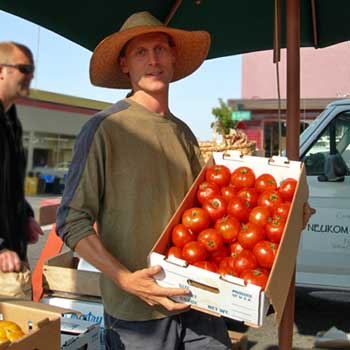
279, 0, 300, 349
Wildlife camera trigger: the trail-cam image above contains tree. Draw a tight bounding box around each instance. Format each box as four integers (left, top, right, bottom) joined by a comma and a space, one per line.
211, 98, 237, 144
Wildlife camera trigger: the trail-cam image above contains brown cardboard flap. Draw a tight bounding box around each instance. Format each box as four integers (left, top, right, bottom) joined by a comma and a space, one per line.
265, 165, 309, 324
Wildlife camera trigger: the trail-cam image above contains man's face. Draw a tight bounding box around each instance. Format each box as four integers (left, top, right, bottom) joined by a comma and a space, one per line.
0, 47, 34, 101
119, 32, 176, 95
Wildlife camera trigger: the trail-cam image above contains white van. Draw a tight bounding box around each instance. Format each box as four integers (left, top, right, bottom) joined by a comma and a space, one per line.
296, 99, 350, 290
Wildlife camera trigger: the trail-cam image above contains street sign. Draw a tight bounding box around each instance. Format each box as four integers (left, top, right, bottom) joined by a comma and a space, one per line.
232, 111, 251, 121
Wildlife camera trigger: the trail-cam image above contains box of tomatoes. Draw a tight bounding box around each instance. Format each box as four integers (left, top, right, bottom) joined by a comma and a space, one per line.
148, 151, 309, 326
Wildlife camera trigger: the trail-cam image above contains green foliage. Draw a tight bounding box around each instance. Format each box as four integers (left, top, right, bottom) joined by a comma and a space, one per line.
211, 98, 237, 135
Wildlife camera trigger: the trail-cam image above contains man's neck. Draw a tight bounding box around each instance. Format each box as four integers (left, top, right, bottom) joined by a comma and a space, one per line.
129, 90, 169, 116
0, 93, 13, 112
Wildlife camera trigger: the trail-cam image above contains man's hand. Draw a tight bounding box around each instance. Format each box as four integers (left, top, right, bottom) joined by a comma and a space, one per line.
303, 202, 316, 229
26, 217, 44, 244
0, 249, 21, 272
117, 265, 191, 312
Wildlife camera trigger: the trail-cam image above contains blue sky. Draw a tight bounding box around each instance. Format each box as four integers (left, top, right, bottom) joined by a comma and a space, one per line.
0, 10, 242, 140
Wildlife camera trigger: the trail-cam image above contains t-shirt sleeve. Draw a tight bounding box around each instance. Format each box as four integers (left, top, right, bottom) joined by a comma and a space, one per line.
56, 118, 106, 250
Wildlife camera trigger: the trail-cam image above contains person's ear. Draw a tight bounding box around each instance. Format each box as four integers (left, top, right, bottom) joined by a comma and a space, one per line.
119, 57, 129, 74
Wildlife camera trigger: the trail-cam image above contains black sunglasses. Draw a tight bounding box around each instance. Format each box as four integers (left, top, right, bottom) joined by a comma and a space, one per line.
0, 63, 35, 74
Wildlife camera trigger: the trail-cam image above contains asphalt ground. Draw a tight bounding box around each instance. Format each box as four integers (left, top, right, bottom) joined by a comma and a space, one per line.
27, 195, 350, 350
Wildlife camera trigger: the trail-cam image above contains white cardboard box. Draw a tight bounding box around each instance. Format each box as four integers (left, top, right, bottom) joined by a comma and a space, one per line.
148, 151, 308, 327
61, 317, 100, 350
41, 297, 105, 349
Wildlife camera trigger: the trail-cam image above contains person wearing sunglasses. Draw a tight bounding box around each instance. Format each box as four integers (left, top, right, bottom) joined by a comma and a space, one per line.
0, 41, 43, 278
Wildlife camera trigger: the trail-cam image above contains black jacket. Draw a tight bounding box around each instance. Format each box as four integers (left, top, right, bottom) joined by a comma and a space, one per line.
0, 101, 33, 260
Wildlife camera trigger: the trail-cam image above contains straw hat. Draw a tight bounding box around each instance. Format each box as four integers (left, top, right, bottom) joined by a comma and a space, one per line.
89, 11, 210, 89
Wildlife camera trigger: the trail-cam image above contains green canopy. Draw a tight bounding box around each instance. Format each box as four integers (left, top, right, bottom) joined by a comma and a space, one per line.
0, 0, 349, 57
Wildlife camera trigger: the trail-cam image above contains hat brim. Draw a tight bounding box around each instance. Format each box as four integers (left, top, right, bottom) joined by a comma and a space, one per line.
89, 26, 210, 89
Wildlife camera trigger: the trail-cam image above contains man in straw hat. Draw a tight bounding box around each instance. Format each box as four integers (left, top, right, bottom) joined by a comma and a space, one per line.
57, 11, 232, 350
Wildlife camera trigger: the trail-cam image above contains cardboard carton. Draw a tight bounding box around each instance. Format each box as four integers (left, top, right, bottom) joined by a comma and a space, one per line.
43, 250, 101, 298
0, 300, 76, 350
148, 151, 308, 327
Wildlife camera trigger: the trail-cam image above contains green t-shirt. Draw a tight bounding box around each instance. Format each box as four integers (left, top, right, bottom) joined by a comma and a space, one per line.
57, 98, 203, 320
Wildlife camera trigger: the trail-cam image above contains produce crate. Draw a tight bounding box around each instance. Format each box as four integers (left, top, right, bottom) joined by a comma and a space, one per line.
0, 300, 74, 350
43, 250, 101, 298
148, 151, 308, 326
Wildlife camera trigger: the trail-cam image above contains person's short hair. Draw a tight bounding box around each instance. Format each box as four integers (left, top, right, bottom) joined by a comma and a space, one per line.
0, 41, 34, 65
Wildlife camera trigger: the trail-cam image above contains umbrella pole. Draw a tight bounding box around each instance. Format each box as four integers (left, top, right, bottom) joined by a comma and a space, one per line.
279, 0, 300, 349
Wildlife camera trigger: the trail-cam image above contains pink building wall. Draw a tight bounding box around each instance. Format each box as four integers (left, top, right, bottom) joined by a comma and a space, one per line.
242, 41, 350, 99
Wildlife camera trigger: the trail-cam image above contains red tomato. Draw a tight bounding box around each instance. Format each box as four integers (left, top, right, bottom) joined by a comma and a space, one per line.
202, 195, 227, 222
227, 196, 251, 222
218, 256, 237, 276
255, 173, 277, 193
231, 167, 256, 189
197, 181, 220, 205
253, 241, 279, 269
221, 186, 237, 202
234, 250, 258, 276
237, 187, 259, 207
197, 228, 223, 252
209, 244, 229, 265
257, 190, 283, 211
171, 224, 195, 248
273, 202, 291, 221
205, 165, 231, 188
182, 207, 211, 234
248, 206, 271, 228
241, 269, 269, 290
229, 242, 244, 257
265, 219, 286, 243
193, 260, 218, 273
166, 246, 183, 260
238, 222, 266, 250
279, 178, 297, 201
214, 215, 241, 244
182, 241, 207, 264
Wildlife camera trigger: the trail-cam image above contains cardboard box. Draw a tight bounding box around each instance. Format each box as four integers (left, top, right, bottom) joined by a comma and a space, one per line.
148, 151, 308, 327
41, 297, 105, 349
0, 300, 76, 350
43, 250, 101, 298
61, 317, 100, 350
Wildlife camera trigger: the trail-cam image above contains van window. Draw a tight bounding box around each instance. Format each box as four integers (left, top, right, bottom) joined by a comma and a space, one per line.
302, 111, 350, 175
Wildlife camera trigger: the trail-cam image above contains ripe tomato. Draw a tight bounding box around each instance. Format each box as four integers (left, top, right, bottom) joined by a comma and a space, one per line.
227, 196, 251, 222
209, 244, 229, 265
166, 246, 183, 260
238, 222, 266, 249
279, 178, 297, 201
218, 256, 237, 276
197, 228, 223, 252
221, 186, 237, 202
197, 181, 220, 205
231, 166, 256, 189
265, 218, 285, 243
182, 207, 210, 234
205, 164, 231, 188
248, 206, 271, 228
193, 260, 218, 273
237, 187, 259, 207
171, 224, 195, 248
229, 242, 244, 257
257, 190, 283, 211
253, 241, 279, 269
202, 195, 227, 222
241, 268, 269, 291
214, 215, 241, 244
182, 241, 207, 264
273, 202, 291, 221
255, 173, 277, 193
233, 250, 258, 276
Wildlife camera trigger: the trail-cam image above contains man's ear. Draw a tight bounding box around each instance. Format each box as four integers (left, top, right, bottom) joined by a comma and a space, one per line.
119, 57, 129, 74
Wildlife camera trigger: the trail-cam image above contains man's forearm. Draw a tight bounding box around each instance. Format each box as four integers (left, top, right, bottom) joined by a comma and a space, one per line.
74, 234, 130, 289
